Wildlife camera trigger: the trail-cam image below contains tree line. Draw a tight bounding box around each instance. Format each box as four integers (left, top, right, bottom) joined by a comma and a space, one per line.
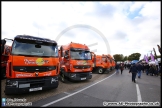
113, 53, 161, 62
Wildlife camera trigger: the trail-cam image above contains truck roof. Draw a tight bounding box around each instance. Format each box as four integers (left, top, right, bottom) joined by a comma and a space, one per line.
15, 35, 57, 44
61, 42, 89, 50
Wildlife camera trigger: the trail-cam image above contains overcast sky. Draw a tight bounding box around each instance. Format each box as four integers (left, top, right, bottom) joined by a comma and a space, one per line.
2, 1, 161, 60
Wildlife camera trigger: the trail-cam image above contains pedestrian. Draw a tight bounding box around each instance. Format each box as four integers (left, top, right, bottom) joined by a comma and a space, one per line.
120, 63, 124, 74
129, 63, 138, 83
124, 63, 127, 69
142, 64, 145, 73
155, 60, 159, 72
149, 64, 154, 76
137, 63, 142, 78
152, 64, 158, 76
115, 62, 120, 74
145, 63, 150, 75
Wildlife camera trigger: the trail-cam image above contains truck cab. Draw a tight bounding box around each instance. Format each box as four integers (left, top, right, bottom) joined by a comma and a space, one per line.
59, 42, 93, 83
2, 35, 60, 95
92, 54, 111, 74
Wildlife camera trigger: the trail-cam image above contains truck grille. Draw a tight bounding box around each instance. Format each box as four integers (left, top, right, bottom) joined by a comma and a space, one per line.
73, 65, 91, 69
77, 73, 89, 78
13, 66, 56, 72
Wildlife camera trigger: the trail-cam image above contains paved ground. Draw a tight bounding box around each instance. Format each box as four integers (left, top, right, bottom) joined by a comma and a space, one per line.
1, 69, 114, 104
32, 69, 161, 107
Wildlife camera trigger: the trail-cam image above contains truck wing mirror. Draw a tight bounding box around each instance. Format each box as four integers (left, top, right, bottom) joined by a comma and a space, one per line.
1, 39, 6, 55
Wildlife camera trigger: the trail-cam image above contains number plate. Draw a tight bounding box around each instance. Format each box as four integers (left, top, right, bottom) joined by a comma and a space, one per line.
29, 87, 42, 92
81, 77, 86, 80
19, 83, 30, 88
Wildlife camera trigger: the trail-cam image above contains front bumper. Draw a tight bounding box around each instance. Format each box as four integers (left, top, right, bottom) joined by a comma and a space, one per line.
64, 72, 92, 81
5, 76, 59, 95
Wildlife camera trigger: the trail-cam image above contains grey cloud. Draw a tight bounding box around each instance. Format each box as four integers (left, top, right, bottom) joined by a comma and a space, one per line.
63, 31, 76, 38
113, 30, 127, 39
131, 16, 148, 25
85, 2, 116, 18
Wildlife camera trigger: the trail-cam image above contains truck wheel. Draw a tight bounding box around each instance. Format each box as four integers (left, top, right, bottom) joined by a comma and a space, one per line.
60, 73, 68, 83
98, 67, 103, 74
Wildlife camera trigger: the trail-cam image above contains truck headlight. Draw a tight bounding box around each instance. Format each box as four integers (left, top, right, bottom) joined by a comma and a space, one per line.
51, 77, 58, 84
70, 73, 76, 78
6, 80, 18, 87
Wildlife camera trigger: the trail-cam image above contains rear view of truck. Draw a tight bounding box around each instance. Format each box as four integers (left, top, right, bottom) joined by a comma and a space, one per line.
2, 35, 60, 95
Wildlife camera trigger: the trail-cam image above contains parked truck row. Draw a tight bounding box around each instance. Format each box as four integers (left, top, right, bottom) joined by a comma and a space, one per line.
1, 34, 115, 95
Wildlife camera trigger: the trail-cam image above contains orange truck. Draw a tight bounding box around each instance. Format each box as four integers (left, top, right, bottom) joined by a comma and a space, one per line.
1, 40, 11, 79
107, 54, 115, 71
2, 35, 60, 95
59, 42, 93, 83
91, 53, 111, 74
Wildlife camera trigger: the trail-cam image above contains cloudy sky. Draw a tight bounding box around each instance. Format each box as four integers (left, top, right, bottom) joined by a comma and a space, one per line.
2, 1, 161, 60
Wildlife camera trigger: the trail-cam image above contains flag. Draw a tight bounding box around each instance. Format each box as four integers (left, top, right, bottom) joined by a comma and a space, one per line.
157, 45, 161, 54
153, 48, 157, 59
150, 52, 155, 61
144, 55, 148, 63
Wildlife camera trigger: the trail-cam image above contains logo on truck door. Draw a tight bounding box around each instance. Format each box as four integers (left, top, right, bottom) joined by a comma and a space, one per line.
36, 58, 45, 66
77, 60, 88, 65
24, 58, 49, 65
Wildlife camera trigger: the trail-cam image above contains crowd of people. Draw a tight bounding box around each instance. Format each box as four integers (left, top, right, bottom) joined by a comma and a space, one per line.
115, 61, 161, 83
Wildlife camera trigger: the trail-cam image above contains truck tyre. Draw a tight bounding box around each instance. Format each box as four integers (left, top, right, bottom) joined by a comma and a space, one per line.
98, 67, 103, 74
60, 73, 67, 83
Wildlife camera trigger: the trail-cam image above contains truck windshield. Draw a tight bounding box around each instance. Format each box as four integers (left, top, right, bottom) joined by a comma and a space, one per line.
70, 50, 91, 60
102, 57, 106, 62
11, 39, 58, 57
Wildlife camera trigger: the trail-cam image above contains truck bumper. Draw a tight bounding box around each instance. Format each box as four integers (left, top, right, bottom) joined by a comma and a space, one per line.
5, 76, 59, 95
65, 72, 92, 81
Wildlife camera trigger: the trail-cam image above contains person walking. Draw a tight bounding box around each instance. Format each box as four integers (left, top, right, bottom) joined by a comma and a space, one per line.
137, 63, 142, 78
145, 63, 150, 75
120, 63, 124, 74
149, 64, 155, 76
115, 63, 120, 74
129, 63, 138, 83
124, 63, 127, 69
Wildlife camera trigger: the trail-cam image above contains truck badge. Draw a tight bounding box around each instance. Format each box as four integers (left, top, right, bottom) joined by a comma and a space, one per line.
35, 72, 39, 77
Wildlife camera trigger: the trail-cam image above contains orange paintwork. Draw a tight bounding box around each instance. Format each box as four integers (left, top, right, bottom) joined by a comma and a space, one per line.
91, 52, 115, 73
92, 53, 111, 70
4, 37, 60, 79
107, 54, 115, 69
60, 42, 93, 73
6, 56, 59, 78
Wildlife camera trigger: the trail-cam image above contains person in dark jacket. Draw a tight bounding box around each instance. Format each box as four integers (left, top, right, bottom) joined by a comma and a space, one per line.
137, 63, 142, 78
149, 64, 155, 76
120, 63, 124, 74
145, 63, 150, 75
115, 63, 120, 74
129, 63, 138, 83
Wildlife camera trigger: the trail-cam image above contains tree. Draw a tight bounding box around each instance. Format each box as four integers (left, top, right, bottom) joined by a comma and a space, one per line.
113, 54, 124, 62
127, 53, 141, 61
123, 56, 128, 61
